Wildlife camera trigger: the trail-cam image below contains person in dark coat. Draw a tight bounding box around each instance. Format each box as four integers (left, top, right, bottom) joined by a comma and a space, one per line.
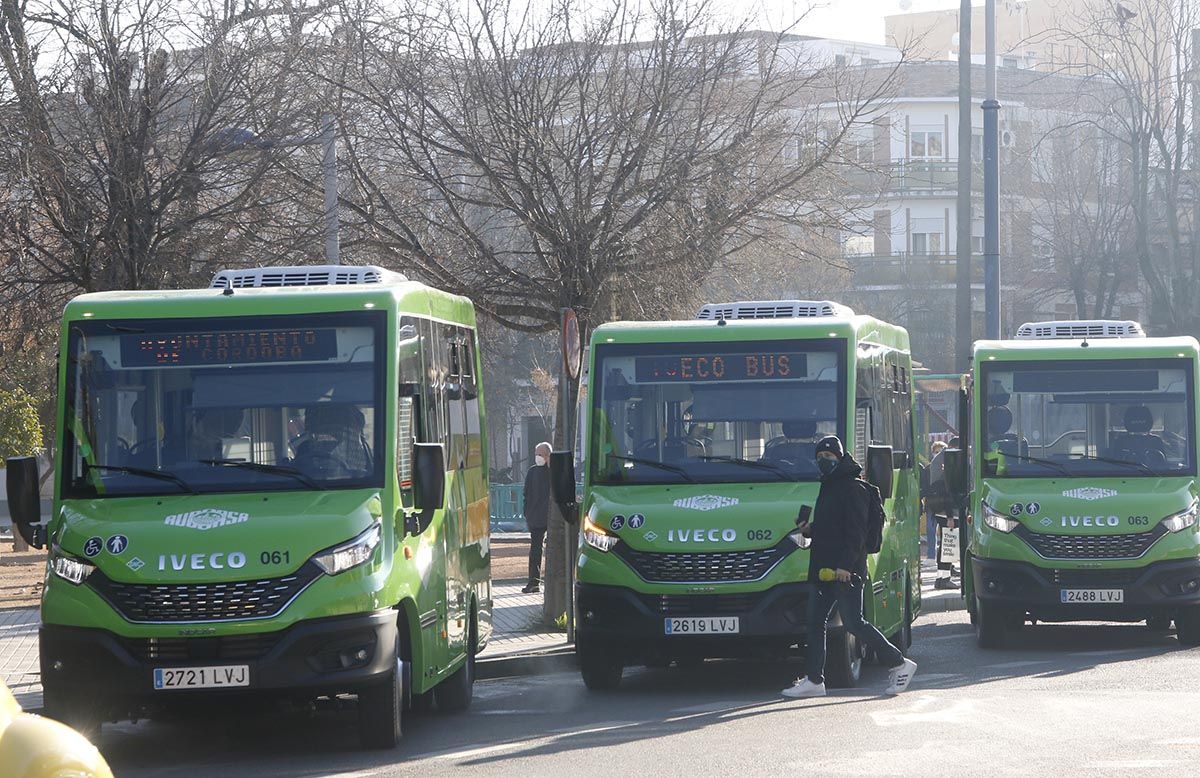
782, 435, 917, 698
521, 442, 552, 594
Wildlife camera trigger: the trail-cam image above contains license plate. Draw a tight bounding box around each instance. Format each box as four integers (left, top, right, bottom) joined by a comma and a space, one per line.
1060, 588, 1124, 604
663, 617, 740, 635
153, 665, 250, 690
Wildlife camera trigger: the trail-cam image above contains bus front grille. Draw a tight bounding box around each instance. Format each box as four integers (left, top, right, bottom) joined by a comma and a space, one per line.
613, 543, 792, 584
1016, 525, 1167, 560
87, 563, 322, 623
120, 632, 284, 662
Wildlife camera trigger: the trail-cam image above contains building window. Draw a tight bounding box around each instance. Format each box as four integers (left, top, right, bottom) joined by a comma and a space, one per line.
971, 235, 984, 253
971, 133, 983, 163
910, 130, 943, 159
843, 234, 874, 256
1003, 56, 1019, 68
911, 232, 943, 254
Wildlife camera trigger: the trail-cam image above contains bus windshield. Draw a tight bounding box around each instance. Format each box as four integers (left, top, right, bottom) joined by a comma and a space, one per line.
63, 311, 386, 498
981, 358, 1195, 478
590, 339, 845, 485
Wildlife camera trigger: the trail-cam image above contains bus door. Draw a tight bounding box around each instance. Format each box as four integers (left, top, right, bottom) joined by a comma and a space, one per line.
444, 331, 470, 656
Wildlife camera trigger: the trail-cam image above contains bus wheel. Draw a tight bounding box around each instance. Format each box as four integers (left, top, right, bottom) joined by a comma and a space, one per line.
1146, 615, 1172, 632
825, 630, 864, 688
436, 619, 477, 713
892, 582, 913, 655
975, 597, 1006, 649
42, 686, 103, 742
1176, 607, 1200, 646
358, 636, 404, 749
578, 638, 623, 690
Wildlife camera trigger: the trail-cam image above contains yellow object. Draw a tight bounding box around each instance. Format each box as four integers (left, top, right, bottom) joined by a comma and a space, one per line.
818, 568, 836, 582
0, 684, 112, 778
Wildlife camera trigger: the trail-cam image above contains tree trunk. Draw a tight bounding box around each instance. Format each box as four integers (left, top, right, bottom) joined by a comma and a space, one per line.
541, 365, 580, 629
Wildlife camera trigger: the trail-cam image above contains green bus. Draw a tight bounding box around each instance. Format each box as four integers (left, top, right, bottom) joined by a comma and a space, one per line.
5, 265, 491, 748
553, 301, 922, 689
949, 319, 1200, 647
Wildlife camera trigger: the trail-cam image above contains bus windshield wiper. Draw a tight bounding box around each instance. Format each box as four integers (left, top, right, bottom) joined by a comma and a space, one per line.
699, 455, 796, 480
1067, 452, 1157, 476
200, 459, 324, 490
988, 451, 1071, 476
85, 463, 197, 494
608, 454, 697, 483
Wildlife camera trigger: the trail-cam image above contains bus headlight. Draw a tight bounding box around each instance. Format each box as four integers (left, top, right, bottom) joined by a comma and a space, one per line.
313, 523, 382, 575
50, 547, 95, 585
583, 516, 620, 553
1162, 500, 1199, 533
982, 503, 1020, 533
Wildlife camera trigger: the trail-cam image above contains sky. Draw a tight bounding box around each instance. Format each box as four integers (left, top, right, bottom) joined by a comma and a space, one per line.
753, 0, 969, 44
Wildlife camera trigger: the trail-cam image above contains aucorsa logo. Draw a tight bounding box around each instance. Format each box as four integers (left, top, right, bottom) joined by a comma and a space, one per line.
1061, 487, 1119, 501
672, 495, 740, 511
164, 508, 250, 531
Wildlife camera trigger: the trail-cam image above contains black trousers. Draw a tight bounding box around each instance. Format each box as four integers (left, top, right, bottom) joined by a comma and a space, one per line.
528, 528, 546, 585
805, 580, 904, 684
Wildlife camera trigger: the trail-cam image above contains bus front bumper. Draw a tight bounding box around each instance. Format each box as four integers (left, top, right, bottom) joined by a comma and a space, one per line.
971, 555, 1200, 621
575, 581, 824, 661
40, 610, 398, 709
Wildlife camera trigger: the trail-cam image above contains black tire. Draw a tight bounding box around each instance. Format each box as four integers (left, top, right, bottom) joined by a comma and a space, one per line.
975, 596, 1007, 649
578, 637, 623, 690
435, 618, 477, 713
1146, 615, 1172, 632
358, 637, 404, 749
1176, 607, 1200, 646
892, 581, 913, 655
824, 630, 864, 689
42, 686, 103, 742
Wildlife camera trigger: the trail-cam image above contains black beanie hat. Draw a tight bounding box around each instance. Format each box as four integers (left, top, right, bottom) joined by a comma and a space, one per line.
815, 435, 844, 458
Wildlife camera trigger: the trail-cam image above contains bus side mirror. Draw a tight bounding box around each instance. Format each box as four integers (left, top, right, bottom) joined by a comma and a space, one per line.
413, 444, 445, 528
6, 457, 45, 550
549, 451, 579, 524
944, 448, 967, 502
866, 445, 894, 499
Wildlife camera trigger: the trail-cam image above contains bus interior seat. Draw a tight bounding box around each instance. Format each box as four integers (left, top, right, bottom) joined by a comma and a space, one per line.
1108, 405, 1168, 467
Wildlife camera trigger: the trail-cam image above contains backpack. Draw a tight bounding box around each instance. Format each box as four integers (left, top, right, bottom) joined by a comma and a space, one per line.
861, 480, 885, 554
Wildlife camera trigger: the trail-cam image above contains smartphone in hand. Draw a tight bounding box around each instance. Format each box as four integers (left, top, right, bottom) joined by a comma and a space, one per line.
796, 505, 813, 536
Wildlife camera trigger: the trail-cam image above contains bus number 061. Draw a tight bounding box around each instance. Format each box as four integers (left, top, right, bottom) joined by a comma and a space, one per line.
260, 550, 291, 565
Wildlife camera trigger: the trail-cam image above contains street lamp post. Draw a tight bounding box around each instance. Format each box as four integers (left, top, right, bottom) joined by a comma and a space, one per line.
983, 0, 1001, 339
210, 114, 341, 265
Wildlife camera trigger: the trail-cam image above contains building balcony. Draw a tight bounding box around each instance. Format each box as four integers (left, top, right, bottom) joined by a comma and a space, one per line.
846, 252, 986, 287
842, 159, 984, 196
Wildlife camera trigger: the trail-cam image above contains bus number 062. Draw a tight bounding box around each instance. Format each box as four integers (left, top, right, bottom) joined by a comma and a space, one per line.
746, 529, 773, 541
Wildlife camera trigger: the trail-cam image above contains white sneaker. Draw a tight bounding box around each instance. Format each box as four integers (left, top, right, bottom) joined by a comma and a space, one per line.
886, 658, 918, 695
781, 677, 827, 698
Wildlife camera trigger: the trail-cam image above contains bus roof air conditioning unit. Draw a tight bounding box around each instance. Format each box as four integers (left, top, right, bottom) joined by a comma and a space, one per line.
1013, 320, 1145, 340
210, 265, 407, 289
697, 300, 855, 321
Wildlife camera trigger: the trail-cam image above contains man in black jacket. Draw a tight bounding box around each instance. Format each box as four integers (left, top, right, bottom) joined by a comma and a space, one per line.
782, 435, 917, 698
521, 442, 552, 594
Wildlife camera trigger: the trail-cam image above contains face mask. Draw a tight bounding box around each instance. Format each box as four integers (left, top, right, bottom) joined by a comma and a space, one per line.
535, 455, 547, 466
816, 457, 838, 476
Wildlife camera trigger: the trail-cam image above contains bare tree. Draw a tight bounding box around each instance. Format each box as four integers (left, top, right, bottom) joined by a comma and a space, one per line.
330, 0, 902, 618
1027, 123, 1134, 319
0, 0, 334, 324
1047, 0, 1200, 335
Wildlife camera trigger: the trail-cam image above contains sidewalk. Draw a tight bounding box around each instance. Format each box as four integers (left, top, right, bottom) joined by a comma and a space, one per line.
481, 581, 570, 659
0, 608, 41, 709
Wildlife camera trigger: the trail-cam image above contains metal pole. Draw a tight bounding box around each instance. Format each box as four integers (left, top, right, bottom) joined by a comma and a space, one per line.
321, 114, 341, 265
982, 0, 1001, 339
559, 314, 576, 644
955, 0, 973, 371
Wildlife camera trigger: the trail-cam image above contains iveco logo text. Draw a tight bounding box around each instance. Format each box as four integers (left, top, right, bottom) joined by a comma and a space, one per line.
668, 528, 737, 543
1062, 488, 1118, 501
673, 495, 739, 511
157, 552, 247, 571
1061, 515, 1120, 528
164, 509, 250, 531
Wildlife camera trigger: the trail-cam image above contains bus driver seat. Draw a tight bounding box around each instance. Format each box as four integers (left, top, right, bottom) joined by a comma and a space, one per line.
1109, 405, 1167, 468
987, 405, 1028, 459
762, 419, 819, 465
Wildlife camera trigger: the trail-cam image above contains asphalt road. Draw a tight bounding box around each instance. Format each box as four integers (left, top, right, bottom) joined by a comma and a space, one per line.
100, 610, 1200, 777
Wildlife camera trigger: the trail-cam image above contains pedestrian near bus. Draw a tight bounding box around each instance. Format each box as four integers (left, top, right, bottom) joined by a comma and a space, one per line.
922, 440, 949, 561
521, 442, 552, 594
782, 435, 918, 698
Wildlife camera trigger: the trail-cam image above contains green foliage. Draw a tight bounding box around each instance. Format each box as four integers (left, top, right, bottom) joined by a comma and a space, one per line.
0, 387, 44, 461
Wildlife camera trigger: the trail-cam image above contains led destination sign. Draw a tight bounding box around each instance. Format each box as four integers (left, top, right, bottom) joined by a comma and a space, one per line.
635, 352, 808, 383
121, 329, 338, 367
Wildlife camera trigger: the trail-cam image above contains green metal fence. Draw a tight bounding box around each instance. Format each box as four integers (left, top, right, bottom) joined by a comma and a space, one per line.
489, 482, 527, 533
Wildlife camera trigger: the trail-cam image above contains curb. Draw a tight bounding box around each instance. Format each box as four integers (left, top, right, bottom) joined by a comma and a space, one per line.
921, 593, 968, 613
477, 646, 575, 680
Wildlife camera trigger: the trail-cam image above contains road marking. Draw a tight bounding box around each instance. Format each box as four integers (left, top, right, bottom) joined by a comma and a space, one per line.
670, 700, 748, 714
318, 771, 381, 778
1155, 737, 1200, 745
871, 695, 979, 726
